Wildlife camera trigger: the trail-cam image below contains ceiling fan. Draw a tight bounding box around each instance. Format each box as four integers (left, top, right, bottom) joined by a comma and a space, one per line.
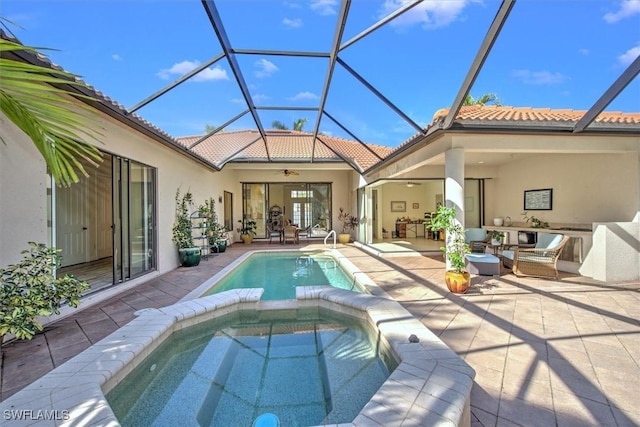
278, 169, 300, 177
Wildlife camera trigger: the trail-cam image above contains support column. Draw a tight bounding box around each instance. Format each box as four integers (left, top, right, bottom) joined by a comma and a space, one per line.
444, 148, 465, 269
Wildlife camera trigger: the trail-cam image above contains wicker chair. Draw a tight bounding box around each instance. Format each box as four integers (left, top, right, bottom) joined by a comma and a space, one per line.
465, 228, 488, 253
282, 225, 298, 244
502, 233, 570, 279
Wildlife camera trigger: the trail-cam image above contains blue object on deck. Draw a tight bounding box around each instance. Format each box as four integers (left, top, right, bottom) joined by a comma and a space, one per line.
253, 413, 280, 427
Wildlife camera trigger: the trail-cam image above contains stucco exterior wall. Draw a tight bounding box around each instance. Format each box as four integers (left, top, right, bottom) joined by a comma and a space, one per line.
0, 113, 50, 265
0, 109, 220, 273
493, 153, 639, 224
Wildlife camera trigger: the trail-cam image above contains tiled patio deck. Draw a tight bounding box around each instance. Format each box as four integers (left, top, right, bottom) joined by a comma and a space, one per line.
1, 242, 638, 426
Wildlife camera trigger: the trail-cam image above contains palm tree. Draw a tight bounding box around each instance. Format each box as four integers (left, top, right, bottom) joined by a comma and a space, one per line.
272, 118, 308, 131
204, 124, 225, 133
292, 118, 308, 131
0, 34, 102, 187
463, 93, 501, 106
271, 120, 289, 130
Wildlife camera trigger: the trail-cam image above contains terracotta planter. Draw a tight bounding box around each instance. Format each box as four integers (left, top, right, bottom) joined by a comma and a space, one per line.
337, 233, 351, 244
445, 270, 471, 294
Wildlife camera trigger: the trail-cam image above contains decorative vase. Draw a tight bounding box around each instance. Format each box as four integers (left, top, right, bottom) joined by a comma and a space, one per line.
493, 218, 504, 226
241, 234, 253, 244
178, 247, 201, 267
216, 239, 227, 253
337, 233, 351, 244
445, 270, 471, 294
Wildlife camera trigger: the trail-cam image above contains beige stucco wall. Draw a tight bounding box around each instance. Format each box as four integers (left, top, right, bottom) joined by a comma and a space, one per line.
492, 153, 639, 224
0, 108, 221, 272
0, 113, 50, 265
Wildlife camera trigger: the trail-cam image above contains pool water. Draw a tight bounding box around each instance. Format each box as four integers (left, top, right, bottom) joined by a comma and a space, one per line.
107, 308, 393, 427
203, 252, 363, 300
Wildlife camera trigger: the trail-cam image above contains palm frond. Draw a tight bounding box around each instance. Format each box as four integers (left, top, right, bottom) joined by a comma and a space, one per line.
0, 38, 103, 186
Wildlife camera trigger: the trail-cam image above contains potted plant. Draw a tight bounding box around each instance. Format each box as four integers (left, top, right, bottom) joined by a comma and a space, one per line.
201, 198, 227, 253
428, 205, 471, 293
488, 230, 505, 245
237, 218, 257, 244
172, 188, 201, 267
522, 211, 549, 228
337, 207, 358, 244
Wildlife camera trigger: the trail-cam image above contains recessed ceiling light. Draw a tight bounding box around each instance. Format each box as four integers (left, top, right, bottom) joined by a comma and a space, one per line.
478, 161, 485, 164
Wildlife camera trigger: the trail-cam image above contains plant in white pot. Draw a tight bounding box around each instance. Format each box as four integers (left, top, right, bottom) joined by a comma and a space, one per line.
172, 188, 201, 267
488, 230, 505, 246
428, 205, 471, 293
337, 207, 358, 244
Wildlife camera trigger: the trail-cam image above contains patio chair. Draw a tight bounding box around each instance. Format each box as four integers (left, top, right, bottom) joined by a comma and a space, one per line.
266, 224, 281, 244
297, 225, 311, 242
502, 233, 570, 279
465, 228, 488, 253
282, 225, 298, 244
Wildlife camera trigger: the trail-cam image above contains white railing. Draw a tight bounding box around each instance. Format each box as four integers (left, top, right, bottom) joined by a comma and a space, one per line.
324, 230, 336, 249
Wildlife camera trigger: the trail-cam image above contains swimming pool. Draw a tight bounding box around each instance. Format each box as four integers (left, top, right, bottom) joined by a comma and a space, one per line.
201, 251, 365, 300
107, 307, 394, 426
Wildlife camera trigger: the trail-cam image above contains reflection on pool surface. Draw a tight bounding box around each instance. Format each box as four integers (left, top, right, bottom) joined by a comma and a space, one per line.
107, 308, 394, 427
202, 252, 364, 300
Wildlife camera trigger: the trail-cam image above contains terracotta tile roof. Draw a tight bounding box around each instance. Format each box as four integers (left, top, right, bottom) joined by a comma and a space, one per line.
394, 106, 640, 153
432, 106, 640, 125
176, 130, 394, 171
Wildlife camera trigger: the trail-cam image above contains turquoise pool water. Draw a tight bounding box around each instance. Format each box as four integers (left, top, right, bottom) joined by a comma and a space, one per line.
107, 308, 394, 427
203, 252, 363, 300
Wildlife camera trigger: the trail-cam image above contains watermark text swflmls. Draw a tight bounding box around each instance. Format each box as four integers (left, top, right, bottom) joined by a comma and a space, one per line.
3, 409, 70, 421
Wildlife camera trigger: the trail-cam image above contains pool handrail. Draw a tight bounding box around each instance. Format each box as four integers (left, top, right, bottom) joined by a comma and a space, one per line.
324, 230, 336, 248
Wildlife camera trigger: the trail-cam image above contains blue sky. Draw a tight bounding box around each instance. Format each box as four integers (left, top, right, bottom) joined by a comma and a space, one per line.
3, 0, 639, 147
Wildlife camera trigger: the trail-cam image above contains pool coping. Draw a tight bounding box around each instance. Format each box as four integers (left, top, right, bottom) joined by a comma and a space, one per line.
0, 286, 475, 427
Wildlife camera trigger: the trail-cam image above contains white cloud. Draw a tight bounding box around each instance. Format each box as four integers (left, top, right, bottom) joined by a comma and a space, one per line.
618, 43, 640, 66
603, 0, 640, 23
157, 60, 229, 82
284, 1, 302, 8
380, 0, 471, 30
252, 93, 270, 103
287, 91, 319, 101
254, 59, 279, 78
283, 17, 303, 28
310, 0, 338, 15
111, 54, 123, 61
511, 69, 569, 85
578, 48, 589, 56
231, 98, 245, 104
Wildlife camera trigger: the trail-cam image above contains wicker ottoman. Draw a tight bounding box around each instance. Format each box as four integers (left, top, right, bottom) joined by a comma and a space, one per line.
465, 253, 500, 276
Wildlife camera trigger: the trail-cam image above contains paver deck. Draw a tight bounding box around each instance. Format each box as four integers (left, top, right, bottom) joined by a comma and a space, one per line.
1, 242, 638, 426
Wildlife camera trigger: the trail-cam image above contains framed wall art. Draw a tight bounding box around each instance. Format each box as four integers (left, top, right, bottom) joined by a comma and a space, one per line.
390, 201, 406, 212
524, 188, 553, 210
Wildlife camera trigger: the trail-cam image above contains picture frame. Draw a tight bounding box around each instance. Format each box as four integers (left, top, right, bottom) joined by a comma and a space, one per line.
524, 188, 553, 210
390, 201, 406, 212
412, 202, 419, 209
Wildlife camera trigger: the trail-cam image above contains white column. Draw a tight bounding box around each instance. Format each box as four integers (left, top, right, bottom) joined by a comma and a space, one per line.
445, 148, 465, 269
445, 148, 465, 222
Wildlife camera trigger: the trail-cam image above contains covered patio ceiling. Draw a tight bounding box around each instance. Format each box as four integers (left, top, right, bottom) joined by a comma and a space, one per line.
4, 0, 639, 173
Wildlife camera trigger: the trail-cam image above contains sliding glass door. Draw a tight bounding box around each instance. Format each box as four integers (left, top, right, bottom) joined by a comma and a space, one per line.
241, 183, 332, 238
113, 157, 156, 283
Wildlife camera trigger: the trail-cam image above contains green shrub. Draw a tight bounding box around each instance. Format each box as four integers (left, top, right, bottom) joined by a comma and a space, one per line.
0, 242, 89, 345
